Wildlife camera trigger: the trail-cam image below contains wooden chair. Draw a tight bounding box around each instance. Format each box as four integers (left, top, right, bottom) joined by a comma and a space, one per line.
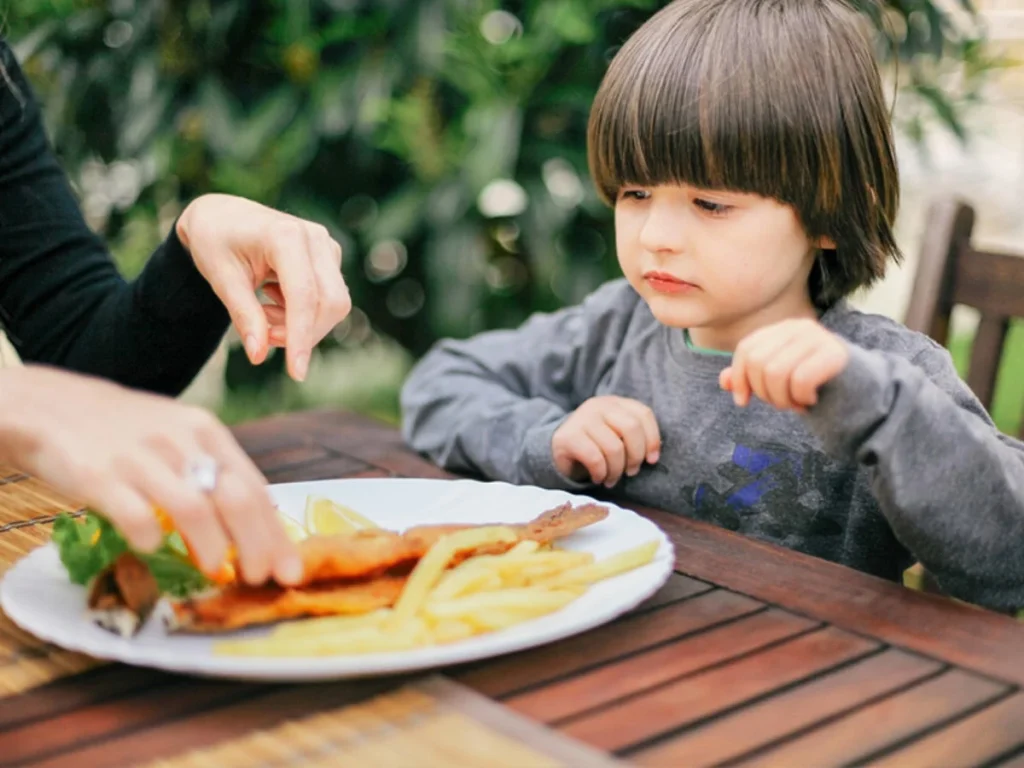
904, 197, 1024, 437
903, 197, 1024, 607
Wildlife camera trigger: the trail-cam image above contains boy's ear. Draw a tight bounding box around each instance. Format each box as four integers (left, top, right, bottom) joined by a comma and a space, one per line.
815, 235, 837, 250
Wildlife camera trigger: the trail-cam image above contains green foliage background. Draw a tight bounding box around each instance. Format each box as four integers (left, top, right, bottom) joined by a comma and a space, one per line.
3, 0, 1010, 425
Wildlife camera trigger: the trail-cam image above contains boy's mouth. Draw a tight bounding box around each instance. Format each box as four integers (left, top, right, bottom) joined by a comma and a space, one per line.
643, 271, 697, 294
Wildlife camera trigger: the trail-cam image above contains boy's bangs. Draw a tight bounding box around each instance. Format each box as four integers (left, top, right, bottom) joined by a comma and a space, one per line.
588, 1, 842, 219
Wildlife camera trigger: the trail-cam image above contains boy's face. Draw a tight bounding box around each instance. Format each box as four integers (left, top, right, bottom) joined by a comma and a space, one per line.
614, 184, 826, 351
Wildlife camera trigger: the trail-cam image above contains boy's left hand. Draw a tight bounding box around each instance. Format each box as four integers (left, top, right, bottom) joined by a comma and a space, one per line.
720, 319, 849, 412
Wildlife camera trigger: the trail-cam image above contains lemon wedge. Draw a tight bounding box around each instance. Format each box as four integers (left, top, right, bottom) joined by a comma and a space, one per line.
303, 496, 377, 536
278, 512, 309, 542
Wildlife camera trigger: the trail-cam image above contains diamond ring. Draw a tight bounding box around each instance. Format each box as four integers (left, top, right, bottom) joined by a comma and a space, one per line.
185, 453, 219, 494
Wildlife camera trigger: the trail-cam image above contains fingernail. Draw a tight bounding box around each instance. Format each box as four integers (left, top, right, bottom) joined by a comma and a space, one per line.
733, 393, 742, 406
245, 334, 260, 363
278, 556, 303, 585
293, 352, 309, 382
648, 451, 660, 464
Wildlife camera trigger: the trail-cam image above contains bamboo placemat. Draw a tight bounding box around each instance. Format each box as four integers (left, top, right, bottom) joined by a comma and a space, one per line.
0, 469, 97, 697
143, 676, 623, 768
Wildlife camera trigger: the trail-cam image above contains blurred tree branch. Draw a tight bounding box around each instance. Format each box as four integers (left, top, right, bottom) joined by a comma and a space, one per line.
2, 0, 1009, 394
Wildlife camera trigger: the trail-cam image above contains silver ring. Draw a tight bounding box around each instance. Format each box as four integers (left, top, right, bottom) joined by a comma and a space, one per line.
185, 453, 219, 494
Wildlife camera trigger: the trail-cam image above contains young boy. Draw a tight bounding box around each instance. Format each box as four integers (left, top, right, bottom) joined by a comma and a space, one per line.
400, 0, 1024, 612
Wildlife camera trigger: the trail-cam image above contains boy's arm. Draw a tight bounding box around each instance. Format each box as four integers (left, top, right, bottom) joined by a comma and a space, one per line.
805, 342, 1024, 612
400, 280, 641, 488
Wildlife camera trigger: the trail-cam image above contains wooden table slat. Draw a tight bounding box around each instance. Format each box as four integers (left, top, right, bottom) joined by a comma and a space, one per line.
0, 650, 96, 702
227, 412, 334, 455
559, 627, 880, 753
634, 573, 713, 611
864, 693, 1024, 768
297, 419, 453, 480
0, 666, 169, 732
631, 648, 945, 767
731, 669, 1012, 768
638, 506, 1024, 687
0, 678, 278, 765
0, 464, 25, 481
261, 454, 376, 484
249, 443, 332, 471
142, 678, 623, 768
506, 608, 819, 724
455, 589, 764, 698
0, 478, 80, 528
0, 525, 52, 569
11, 679, 400, 768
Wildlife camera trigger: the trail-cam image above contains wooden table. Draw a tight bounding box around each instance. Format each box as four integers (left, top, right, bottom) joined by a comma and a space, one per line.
1, 409, 1024, 767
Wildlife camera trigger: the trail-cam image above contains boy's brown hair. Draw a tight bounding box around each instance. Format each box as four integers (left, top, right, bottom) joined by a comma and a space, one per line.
587, 0, 900, 307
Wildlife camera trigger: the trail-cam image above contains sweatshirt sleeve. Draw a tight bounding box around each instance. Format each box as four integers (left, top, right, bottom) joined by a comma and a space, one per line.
805, 339, 1024, 612
0, 41, 229, 396
400, 279, 642, 489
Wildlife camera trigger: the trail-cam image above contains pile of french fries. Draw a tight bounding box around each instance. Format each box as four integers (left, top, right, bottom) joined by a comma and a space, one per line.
214, 517, 659, 658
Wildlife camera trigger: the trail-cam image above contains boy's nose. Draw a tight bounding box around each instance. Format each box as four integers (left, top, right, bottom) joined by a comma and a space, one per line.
638, 203, 686, 254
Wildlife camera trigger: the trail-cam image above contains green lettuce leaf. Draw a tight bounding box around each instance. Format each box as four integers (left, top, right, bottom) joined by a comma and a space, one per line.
52, 511, 209, 598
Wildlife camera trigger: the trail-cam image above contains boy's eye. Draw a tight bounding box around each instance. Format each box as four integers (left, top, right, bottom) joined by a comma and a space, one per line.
619, 189, 650, 201
693, 198, 731, 215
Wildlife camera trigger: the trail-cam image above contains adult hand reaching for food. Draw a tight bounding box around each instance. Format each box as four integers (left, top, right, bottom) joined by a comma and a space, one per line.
0, 365, 301, 586
176, 194, 352, 382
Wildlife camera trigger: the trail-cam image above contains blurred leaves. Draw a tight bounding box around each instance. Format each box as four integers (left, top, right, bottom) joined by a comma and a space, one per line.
3, 0, 1006, 398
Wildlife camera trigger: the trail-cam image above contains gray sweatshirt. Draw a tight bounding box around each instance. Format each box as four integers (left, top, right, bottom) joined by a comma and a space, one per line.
401, 279, 1024, 611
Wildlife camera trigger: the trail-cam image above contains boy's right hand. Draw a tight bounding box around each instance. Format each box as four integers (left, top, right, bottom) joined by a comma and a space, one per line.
551, 396, 661, 487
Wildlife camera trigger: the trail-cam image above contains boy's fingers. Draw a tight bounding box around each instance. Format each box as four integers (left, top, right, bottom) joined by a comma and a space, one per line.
720, 367, 733, 392
583, 422, 627, 487
735, 326, 803, 406
763, 338, 820, 410
602, 409, 647, 476
566, 433, 608, 485
620, 400, 662, 463
729, 353, 751, 407
791, 344, 849, 407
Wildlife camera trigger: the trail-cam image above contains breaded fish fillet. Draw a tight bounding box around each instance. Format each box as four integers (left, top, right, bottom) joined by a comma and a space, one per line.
294, 501, 609, 586
168, 502, 608, 633
169, 575, 407, 633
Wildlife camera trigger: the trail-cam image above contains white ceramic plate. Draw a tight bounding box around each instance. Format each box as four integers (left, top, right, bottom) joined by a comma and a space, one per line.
0, 478, 674, 681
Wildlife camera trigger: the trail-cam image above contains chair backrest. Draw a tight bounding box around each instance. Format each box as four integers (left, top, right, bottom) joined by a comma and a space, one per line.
904, 197, 1024, 436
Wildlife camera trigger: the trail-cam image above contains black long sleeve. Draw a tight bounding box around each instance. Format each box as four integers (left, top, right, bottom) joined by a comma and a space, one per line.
0, 41, 229, 396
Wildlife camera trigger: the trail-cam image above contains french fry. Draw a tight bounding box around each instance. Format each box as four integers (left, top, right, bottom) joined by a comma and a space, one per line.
461, 609, 548, 633
391, 526, 518, 622
453, 593, 582, 633
494, 551, 594, 586
506, 540, 542, 557
214, 517, 662, 659
427, 618, 477, 644
215, 617, 428, 657
533, 540, 660, 589
428, 542, 561, 600
425, 587, 582, 621
430, 567, 504, 602
270, 608, 392, 639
